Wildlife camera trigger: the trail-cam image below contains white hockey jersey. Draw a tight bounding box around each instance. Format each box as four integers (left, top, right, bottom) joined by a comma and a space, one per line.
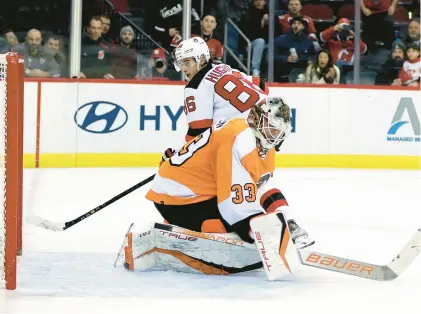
183, 63, 268, 141
399, 57, 421, 86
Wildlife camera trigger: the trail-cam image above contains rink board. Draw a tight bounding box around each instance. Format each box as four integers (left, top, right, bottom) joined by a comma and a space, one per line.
21, 80, 421, 169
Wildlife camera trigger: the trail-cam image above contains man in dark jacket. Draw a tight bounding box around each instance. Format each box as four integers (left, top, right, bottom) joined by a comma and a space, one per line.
142, 0, 200, 50
274, 16, 315, 81
239, 0, 269, 77
375, 40, 406, 85
112, 26, 138, 79
80, 16, 114, 79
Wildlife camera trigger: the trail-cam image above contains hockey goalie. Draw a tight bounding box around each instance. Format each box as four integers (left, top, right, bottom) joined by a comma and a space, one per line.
121, 97, 315, 281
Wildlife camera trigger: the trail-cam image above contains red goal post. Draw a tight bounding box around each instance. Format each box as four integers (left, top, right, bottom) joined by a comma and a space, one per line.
0, 52, 24, 290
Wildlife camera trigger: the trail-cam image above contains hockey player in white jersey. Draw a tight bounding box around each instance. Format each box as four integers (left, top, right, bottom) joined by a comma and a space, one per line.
174, 36, 269, 142
160, 36, 273, 162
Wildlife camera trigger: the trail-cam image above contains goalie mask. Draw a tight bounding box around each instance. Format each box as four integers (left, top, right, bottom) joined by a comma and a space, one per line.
248, 97, 292, 158
173, 37, 211, 72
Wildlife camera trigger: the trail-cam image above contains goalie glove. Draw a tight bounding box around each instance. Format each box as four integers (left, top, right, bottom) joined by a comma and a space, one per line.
160, 148, 176, 166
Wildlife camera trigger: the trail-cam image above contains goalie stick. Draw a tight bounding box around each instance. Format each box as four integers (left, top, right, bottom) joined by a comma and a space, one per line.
298, 228, 421, 281
26, 174, 156, 231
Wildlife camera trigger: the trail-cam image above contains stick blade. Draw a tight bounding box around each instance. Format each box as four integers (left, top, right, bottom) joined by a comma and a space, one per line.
298, 228, 421, 281
26, 214, 66, 231
385, 228, 421, 278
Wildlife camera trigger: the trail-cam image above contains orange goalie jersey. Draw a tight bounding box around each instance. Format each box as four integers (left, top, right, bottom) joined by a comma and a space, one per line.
183, 63, 268, 141
146, 118, 276, 226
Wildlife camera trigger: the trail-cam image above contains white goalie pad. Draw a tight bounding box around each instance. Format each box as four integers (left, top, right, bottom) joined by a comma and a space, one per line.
124, 223, 263, 275
250, 211, 301, 281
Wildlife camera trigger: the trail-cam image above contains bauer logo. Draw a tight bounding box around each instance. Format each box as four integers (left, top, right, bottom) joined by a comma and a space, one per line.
387, 97, 420, 142
74, 101, 128, 134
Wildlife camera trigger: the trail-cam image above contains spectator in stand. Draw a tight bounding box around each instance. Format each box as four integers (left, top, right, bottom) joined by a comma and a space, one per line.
191, 14, 224, 64
238, 0, 269, 77
3, 29, 19, 48
12, 29, 60, 78
213, 0, 250, 23
80, 16, 114, 79
402, 18, 420, 47
112, 26, 138, 79
143, 0, 200, 51
296, 49, 340, 84
137, 48, 170, 80
45, 34, 68, 77
100, 14, 115, 44
274, 16, 316, 82
392, 43, 420, 87
278, 0, 316, 39
360, 0, 397, 50
375, 40, 406, 85
320, 18, 367, 65
0, 37, 10, 54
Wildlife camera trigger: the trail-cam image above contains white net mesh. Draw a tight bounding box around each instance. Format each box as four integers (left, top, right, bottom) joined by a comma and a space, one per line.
0, 54, 7, 285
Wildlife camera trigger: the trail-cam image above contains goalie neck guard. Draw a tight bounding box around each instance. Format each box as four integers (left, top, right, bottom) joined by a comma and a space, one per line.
247, 97, 292, 158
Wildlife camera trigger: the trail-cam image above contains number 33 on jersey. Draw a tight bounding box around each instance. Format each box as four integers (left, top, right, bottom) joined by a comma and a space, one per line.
146, 118, 276, 228
183, 63, 268, 141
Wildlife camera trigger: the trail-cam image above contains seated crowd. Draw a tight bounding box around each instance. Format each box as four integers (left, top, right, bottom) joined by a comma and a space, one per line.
0, 0, 419, 86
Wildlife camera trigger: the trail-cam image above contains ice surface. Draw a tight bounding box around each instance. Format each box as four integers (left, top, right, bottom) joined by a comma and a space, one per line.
1, 168, 420, 314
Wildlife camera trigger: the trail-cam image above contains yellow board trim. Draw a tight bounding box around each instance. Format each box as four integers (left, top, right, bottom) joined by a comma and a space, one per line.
23, 153, 421, 169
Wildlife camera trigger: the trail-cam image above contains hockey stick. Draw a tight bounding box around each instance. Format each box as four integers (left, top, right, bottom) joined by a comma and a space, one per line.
26, 174, 156, 231
298, 228, 421, 281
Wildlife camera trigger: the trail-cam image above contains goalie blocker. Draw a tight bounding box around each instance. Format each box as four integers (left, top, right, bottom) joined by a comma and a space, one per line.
122, 211, 301, 280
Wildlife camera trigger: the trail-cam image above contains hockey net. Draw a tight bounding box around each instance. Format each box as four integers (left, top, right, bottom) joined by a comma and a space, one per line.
0, 53, 24, 290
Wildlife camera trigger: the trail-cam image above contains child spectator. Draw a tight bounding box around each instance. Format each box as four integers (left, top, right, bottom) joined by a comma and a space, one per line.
393, 43, 420, 87
297, 49, 340, 84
